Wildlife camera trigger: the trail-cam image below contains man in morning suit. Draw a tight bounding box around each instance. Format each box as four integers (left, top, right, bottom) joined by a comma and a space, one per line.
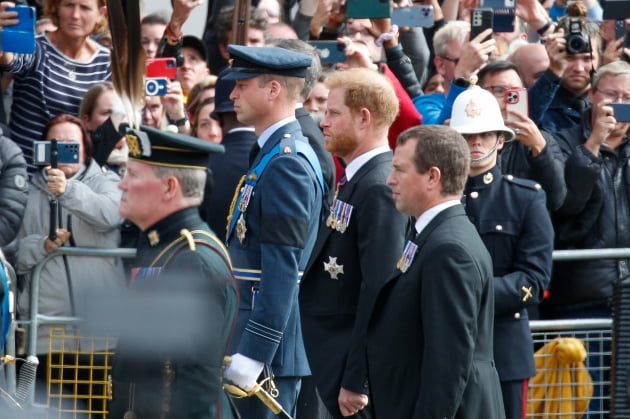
222, 45, 325, 418
110, 126, 238, 418
366, 125, 505, 419
451, 85, 553, 419
300, 67, 408, 418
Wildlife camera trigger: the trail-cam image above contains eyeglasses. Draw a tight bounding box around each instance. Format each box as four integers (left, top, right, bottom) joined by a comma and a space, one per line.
440, 56, 459, 65
596, 88, 630, 104
485, 85, 522, 97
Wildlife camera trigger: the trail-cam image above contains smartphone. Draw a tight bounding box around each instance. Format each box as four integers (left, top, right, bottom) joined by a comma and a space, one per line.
471, 8, 493, 41
479, 0, 516, 33
32, 141, 80, 165
611, 103, 630, 122
0, 5, 36, 54
504, 88, 528, 121
145, 77, 169, 96
308, 41, 347, 64
391, 6, 434, 27
346, 0, 390, 19
146, 57, 177, 80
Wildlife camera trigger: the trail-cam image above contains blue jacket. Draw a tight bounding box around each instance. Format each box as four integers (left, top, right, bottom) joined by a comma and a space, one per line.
227, 120, 324, 377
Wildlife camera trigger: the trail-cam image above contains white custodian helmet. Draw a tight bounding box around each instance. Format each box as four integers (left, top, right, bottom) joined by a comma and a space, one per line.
450, 84, 515, 142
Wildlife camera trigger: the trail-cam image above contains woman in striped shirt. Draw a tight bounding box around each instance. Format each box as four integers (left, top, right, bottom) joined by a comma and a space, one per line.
0, 0, 111, 173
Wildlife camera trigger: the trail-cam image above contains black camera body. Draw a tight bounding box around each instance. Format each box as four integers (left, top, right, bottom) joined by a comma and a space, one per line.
565, 17, 591, 55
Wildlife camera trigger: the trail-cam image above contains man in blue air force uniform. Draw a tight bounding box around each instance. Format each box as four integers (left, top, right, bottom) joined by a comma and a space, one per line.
222, 45, 325, 418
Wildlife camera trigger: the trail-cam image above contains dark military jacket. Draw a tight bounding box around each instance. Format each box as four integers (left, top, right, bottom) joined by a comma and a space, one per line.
110, 207, 238, 419
464, 165, 553, 381
226, 120, 324, 377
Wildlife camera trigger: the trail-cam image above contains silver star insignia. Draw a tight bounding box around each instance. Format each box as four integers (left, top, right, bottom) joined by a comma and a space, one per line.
323, 256, 344, 280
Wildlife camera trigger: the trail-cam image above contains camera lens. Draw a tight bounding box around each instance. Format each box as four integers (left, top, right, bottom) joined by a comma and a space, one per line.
568, 36, 585, 54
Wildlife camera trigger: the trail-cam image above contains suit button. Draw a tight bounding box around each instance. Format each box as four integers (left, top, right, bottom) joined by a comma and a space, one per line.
514, 312, 521, 319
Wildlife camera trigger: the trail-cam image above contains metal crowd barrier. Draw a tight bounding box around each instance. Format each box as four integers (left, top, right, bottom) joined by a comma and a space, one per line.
3, 247, 628, 417
2, 247, 135, 417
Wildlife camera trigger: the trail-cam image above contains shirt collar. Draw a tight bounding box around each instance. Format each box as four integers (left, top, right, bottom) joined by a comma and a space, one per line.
414, 200, 461, 236
258, 116, 297, 148
345, 145, 390, 181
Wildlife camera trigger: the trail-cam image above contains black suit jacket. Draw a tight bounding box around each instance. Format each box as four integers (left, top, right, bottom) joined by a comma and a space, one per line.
366, 205, 505, 419
300, 152, 408, 418
296, 106, 336, 206
201, 128, 257, 238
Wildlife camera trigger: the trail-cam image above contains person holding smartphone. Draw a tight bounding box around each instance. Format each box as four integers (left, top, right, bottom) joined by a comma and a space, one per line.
0, 0, 110, 174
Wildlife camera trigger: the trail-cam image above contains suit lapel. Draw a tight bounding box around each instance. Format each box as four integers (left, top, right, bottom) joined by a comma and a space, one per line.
304, 151, 393, 275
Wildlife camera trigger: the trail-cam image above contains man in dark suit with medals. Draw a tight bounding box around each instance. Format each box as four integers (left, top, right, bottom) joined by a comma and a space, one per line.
299, 67, 408, 418
222, 45, 325, 418
451, 85, 553, 419
108, 126, 238, 418
366, 125, 505, 419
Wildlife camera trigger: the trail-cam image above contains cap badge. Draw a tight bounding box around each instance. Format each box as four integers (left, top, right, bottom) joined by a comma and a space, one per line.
126, 133, 142, 158
465, 98, 482, 118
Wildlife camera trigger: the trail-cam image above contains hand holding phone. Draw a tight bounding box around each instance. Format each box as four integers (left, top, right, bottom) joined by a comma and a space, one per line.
471, 8, 493, 41
0, 5, 36, 54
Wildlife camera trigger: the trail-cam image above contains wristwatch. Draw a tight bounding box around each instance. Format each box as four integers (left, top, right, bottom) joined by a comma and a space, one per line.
168, 115, 189, 127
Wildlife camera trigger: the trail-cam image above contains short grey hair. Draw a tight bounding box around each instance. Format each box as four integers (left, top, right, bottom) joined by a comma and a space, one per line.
271, 38, 322, 100
592, 60, 630, 91
151, 165, 207, 201
433, 20, 470, 58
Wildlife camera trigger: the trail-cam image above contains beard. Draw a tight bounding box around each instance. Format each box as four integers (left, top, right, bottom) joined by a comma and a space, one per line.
325, 130, 360, 159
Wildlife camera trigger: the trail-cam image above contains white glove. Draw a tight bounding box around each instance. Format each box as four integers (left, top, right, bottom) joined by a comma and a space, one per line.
224, 353, 265, 391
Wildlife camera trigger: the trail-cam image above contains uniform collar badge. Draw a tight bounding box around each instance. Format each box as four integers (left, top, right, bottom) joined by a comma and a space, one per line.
148, 230, 160, 246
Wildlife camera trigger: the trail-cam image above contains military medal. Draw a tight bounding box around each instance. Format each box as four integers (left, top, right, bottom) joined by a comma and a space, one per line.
238, 184, 254, 212
337, 202, 353, 233
323, 256, 344, 279
236, 214, 247, 244
397, 240, 418, 273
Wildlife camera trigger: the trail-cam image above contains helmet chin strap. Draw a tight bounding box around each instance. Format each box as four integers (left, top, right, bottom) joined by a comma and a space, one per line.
470, 135, 501, 165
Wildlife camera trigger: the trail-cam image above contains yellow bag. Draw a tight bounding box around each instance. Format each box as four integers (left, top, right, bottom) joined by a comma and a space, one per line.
527, 337, 594, 419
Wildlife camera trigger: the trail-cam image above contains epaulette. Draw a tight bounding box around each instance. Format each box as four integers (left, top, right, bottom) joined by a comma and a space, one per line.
279, 133, 297, 155
503, 174, 542, 191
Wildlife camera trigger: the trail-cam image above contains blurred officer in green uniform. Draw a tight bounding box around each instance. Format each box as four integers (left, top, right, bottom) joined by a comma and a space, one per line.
108, 126, 238, 418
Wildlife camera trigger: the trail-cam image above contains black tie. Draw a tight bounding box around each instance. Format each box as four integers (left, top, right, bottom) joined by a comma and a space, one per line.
248, 143, 261, 166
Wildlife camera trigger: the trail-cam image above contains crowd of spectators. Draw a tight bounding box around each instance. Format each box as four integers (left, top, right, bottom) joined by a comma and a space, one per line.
1, 0, 630, 416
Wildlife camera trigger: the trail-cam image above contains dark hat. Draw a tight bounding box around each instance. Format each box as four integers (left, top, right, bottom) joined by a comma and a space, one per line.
211, 68, 236, 119
125, 125, 224, 170
183, 35, 207, 62
224, 44, 312, 80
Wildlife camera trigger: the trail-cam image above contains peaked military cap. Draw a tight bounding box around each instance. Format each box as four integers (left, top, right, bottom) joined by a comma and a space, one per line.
224, 44, 312, 80
125, 125, 224, 170
211, 67, 236, 119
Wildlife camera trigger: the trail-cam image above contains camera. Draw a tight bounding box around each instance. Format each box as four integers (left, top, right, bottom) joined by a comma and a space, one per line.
33, 141, 80, 165
565, 17, 591, 55
145, 78, 168, 96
